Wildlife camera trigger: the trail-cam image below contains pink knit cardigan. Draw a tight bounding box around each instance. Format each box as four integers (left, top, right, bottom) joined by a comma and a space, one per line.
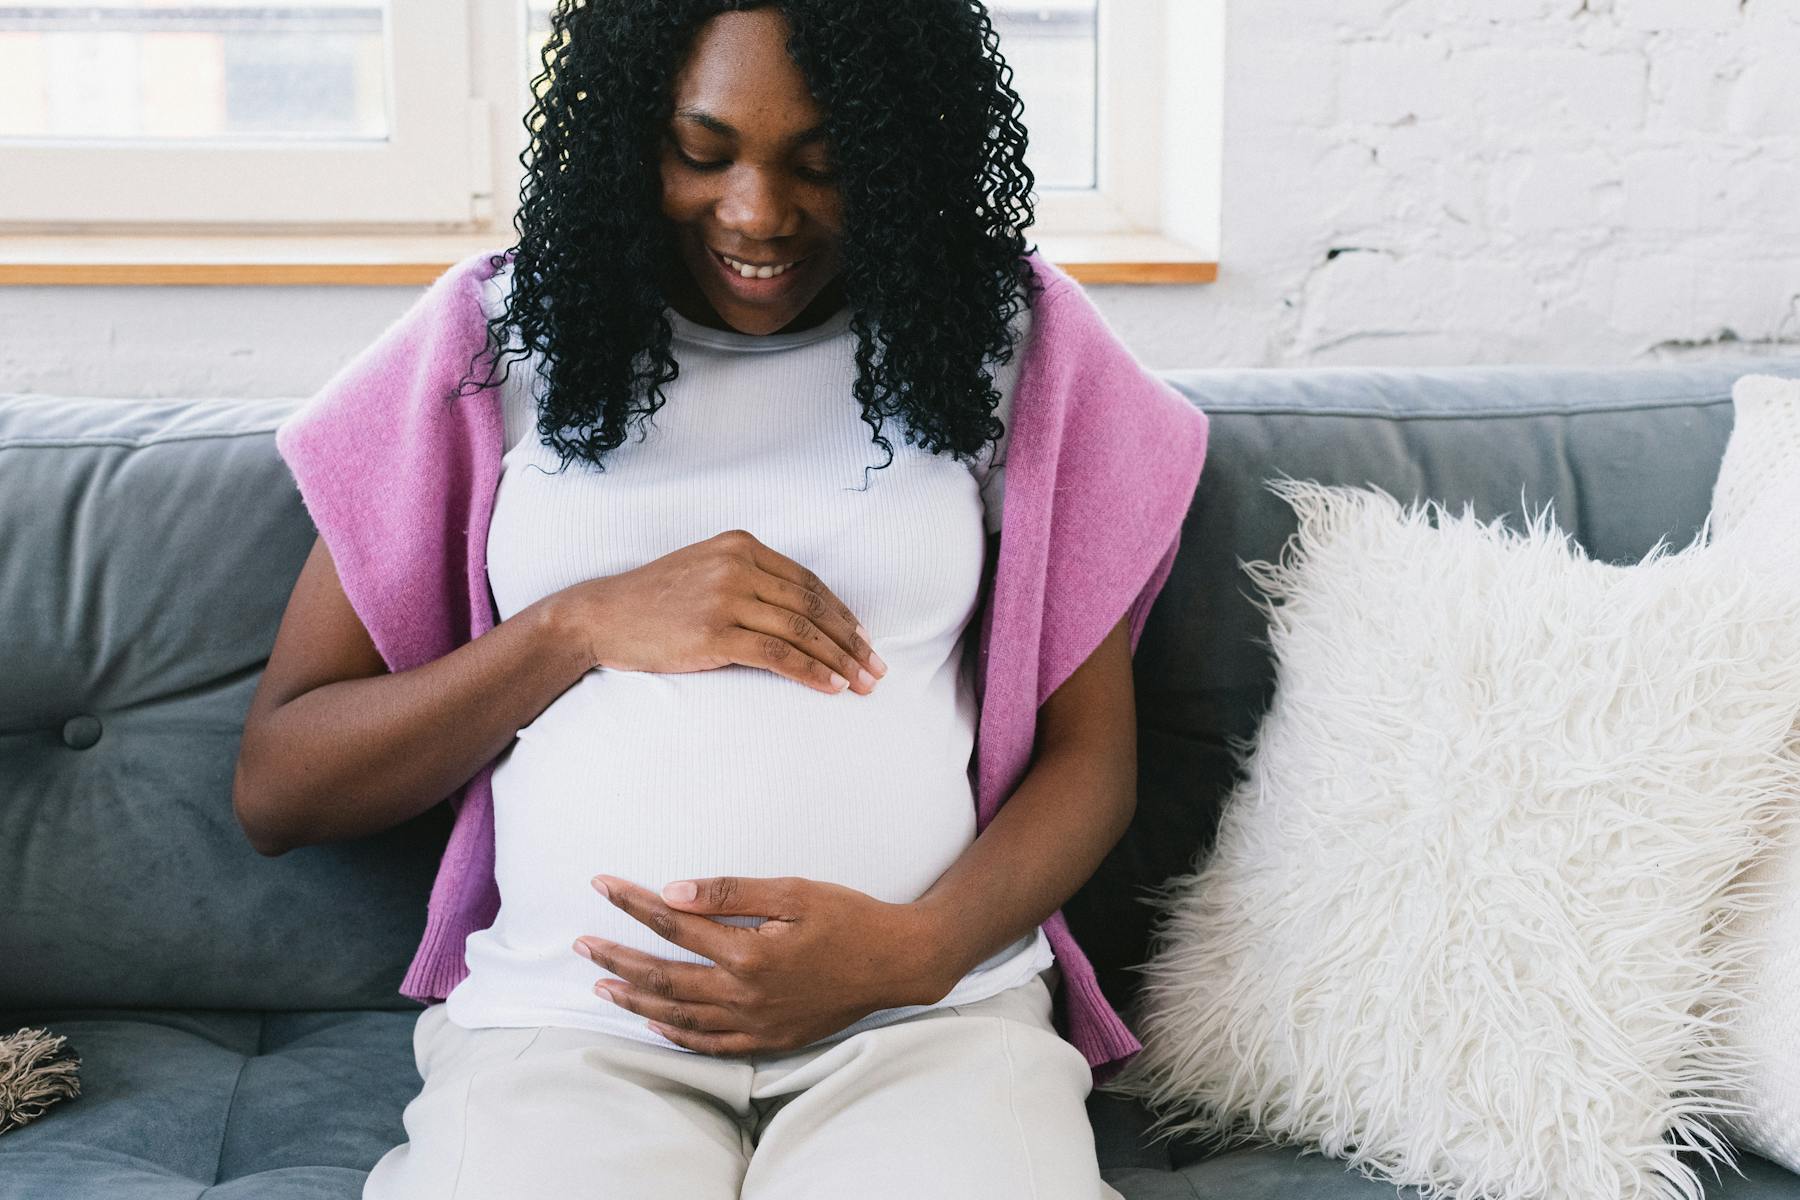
273, 247, 1210, 1084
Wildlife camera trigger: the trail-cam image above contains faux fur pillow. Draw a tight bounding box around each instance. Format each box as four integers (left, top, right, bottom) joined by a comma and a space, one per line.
1707, 374, 1800, 1176
1105, 479, 1800, 1200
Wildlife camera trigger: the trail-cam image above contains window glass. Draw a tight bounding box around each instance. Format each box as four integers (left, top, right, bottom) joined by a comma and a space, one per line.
991, 0, 1097, 190
0, 2, 389, 140
522, 0, 1098, 190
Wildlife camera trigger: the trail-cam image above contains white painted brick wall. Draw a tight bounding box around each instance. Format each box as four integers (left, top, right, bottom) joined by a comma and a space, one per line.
1100, 0, 1800, 368
2, 1, 1797, 393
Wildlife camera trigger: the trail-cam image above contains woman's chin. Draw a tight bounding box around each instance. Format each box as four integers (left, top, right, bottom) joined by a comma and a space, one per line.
711, 305, 804, 335
704, 292, 827, 336
694, 273, 828, 331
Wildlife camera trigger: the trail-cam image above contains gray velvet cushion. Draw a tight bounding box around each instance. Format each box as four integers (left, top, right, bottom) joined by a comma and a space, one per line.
0, 396, 450, 1013
0, 1009, 416, 1199
6, 358, 1800, 1198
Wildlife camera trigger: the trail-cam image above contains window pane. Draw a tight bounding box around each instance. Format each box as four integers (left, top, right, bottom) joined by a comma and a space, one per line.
991, 0, 1097, 190
524, 0, 555, 111
0, 3, 389, 140
520, 0, 1097, 190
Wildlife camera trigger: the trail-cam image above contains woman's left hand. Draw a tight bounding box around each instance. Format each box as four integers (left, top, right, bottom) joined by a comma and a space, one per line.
573, 874, 955, 1056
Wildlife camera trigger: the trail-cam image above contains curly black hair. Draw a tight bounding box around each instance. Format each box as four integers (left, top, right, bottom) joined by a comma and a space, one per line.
455, 0, 1041, 484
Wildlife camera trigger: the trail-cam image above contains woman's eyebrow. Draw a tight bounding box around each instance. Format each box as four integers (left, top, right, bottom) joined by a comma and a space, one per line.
673, 107, 828, 147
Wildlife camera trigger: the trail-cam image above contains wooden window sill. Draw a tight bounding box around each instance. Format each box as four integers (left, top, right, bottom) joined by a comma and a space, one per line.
0, 232, 1216, 286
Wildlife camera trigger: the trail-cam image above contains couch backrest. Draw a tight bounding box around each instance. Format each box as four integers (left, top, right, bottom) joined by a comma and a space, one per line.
4, 358, 1797, 1014
0, 396, 450, 1011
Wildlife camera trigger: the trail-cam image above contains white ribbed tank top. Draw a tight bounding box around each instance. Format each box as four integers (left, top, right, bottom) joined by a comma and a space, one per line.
445, 264, 1054, 1050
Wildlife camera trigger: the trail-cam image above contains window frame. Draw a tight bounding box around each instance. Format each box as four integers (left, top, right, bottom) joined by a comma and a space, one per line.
1029, 0, 1222, 263
1033, 0, 1159, 236
0, 0, 488, 226
502, 0, 1224, 259
0, 0, 1220, 279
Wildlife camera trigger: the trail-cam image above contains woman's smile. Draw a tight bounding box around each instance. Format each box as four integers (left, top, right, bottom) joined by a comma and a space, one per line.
707, 244, 814, 299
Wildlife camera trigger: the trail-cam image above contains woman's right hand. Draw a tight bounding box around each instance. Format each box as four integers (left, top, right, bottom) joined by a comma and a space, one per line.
557, 529, 887, 696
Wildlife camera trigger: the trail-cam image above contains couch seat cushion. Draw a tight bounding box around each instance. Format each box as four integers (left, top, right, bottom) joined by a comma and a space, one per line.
0, 1008, 417, 1199
2, 1010, 1796, 1199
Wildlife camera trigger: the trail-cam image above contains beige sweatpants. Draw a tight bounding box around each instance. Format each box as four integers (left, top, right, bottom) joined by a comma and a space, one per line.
363, 962, 1125, 1199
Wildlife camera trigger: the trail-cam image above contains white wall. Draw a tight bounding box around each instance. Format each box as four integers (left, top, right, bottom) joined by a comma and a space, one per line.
1156, 0, 1800, 369
3, 0, 1797, 397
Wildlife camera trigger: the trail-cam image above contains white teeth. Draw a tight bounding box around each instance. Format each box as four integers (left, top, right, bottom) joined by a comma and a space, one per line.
722, 254, 796, 280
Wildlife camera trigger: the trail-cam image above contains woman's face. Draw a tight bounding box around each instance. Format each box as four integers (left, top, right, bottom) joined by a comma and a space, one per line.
659, 7, 847, 336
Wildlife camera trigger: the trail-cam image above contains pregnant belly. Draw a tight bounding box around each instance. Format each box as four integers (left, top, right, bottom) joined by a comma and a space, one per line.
485, 661, 980, 964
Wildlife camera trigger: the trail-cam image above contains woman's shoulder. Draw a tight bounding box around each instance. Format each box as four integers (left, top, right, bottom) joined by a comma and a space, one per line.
1014, 248, 1145, 373
1019, 249, 1084, 318
478, 256, 516, 323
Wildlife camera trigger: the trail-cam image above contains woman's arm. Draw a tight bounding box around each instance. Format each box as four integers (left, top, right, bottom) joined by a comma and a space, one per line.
907, 609, 1138, 1002
233, 534, 591, 856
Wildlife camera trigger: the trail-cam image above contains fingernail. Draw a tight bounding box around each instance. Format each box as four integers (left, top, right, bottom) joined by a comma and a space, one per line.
591, 876, 610, 899
664, 880, 697, 902
829, 672, 848, 690
572, 938, 592, 960
857, 668, 875, 688
855, 623, 871, 646
869, 649, 888, 675
593, 982, 616, 1003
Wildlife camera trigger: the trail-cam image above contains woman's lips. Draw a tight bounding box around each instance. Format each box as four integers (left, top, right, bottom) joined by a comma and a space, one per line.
708, 246, 810, 302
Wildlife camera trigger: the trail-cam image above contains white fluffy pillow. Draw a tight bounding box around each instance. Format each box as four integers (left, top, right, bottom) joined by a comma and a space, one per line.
1707, 374, 1800, 1177
1105, 478, 1800, 1200
1710, 375, 1800, 540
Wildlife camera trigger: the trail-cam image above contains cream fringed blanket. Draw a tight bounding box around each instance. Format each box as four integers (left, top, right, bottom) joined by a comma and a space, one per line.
0, 1027, 81, 1134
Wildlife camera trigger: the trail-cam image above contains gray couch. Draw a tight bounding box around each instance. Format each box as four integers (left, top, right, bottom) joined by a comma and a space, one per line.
5, 357, 1800, 1199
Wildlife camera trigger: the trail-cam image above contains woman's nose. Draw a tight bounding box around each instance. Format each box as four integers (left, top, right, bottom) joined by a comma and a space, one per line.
715, 168, 799, 242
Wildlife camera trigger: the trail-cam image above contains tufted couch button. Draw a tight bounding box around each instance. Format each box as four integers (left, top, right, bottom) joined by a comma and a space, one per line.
62, 714, 102, 750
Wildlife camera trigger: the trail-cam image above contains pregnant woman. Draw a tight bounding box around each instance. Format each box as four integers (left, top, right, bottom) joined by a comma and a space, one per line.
233, 1, 1208, 1196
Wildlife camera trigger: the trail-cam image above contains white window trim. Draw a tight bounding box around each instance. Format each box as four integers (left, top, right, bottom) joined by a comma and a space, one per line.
0, 0, 1220, 274
493, 0, 1225, 262
0, 0, 488, 227
1030, 0, 1222, 263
